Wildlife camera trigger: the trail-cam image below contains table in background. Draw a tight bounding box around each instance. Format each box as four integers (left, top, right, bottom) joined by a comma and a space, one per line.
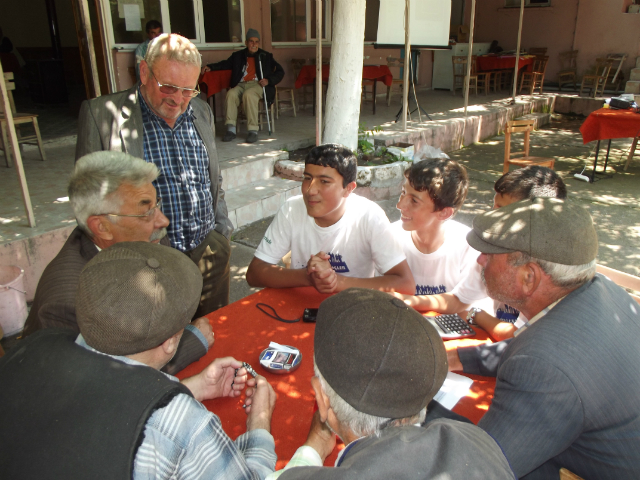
294, 65, 393, 114
475, 55, 535, 73
177, 287, 495, 468
580, 107, 640, 181
198, 70, 233, 123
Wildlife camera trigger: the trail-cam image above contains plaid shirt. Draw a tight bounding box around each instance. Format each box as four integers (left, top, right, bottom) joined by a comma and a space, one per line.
139, 88, 214, 252
76, 335, 277, 480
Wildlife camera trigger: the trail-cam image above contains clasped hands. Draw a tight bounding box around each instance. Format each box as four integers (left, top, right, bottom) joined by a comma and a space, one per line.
307, 251, 339, 293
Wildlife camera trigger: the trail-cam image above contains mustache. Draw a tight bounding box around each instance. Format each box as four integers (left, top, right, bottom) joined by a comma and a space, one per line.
150, 227, 167, 242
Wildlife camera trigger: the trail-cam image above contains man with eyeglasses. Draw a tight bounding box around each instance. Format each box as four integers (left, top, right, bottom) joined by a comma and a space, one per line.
203, 28, 284, 143
76, 34, 234, 324
23, 151, 215, 375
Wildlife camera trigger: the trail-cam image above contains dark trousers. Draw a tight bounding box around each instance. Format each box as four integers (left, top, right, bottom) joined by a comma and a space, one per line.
185, 229, 231, 317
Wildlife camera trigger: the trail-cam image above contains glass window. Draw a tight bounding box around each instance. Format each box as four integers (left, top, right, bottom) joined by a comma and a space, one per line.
109, 0, 163, 44
271, 0, 306, 42
203, 0, 243, 42
168, 0, 197, 39
310, 0, 327, 40
364, 0, 380, 42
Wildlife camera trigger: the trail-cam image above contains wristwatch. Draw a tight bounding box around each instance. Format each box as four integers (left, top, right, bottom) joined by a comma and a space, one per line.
466, 307, 482, 325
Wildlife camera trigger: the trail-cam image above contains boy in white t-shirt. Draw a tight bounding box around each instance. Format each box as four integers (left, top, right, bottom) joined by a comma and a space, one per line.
246, 144, 414, 294
390, 158, 490, 305
402, 165, 567, 341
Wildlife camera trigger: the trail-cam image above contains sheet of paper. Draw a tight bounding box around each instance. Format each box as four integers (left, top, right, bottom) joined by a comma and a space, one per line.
118, 0, 145, 18
124, 4, 142, 31
268, 342, 298, 354
432, 372, 474, 410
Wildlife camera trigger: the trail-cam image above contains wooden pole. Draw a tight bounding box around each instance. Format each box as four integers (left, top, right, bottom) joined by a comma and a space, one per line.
316, 0, 322, 145
401, 0, 410, 132
72, 0, 102, 98
511, 0, 525, 103
464, 0, 476, 116
0, 64, 36, 227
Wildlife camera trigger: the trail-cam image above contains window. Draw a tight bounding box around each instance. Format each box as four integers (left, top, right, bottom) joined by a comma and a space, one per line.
271, 0, 331, 42
107, 0, 244, 47
364, 0, 380, 42
505, 0, 550, 7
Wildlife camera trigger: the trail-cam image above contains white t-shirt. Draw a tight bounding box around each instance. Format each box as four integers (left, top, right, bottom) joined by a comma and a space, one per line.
451, 263, 528, 328
255, 194, 406, 277
391, 220, 485, 298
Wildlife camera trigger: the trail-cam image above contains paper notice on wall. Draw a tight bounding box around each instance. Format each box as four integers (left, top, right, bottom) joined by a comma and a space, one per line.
118, 0, 145, 19
124, 4, 142, 31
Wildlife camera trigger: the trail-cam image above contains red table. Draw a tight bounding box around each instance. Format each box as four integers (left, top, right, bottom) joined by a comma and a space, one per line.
475, 55, 535, 73
580, 108, 640, 181
198, 70, 233, 123
177, 287, 495, 468
294, 65, 394, 114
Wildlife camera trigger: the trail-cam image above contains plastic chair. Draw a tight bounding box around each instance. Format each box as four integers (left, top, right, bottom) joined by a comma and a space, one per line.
1, 72, 47, 168
557, 50, 578, 91
579, 58, 614, 97
519, 55, 549, 94
503, 119, 555, 174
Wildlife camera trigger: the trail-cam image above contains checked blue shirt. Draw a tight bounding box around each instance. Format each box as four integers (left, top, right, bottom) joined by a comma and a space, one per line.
139, 88, 214, 252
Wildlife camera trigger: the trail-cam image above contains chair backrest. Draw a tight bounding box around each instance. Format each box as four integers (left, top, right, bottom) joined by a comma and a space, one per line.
529, 47, 547, 55
594, 58, 615, 79
386, 56, 404, 80
1, 72, 17, 116
452, 55, 469, 76
504, 119, 535, 161
559, 50, 578, 71
291, 58, 306, 78
532, 55, 549, 74
605, 53, 628, 84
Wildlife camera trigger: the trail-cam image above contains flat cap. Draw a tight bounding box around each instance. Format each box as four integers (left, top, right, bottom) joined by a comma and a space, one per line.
314, 288, 448, 419
76, 242, 202, 356
466, 197, 598, 265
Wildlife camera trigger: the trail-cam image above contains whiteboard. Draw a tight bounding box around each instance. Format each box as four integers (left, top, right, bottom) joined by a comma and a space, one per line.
376, 0, 452, 47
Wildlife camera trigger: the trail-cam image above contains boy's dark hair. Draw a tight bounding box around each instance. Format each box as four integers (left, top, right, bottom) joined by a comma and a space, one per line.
146, 20, 162, 32
305, 144, 357, 187
494, 166, 566, 200
405, 158, 469, 214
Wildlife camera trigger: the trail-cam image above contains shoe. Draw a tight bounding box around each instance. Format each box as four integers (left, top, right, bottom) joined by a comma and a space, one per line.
246, 131, 258, 143
222, 131, 236, 142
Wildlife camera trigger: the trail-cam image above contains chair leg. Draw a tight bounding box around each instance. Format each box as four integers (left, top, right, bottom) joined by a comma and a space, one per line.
290, 90, 297, 118
1, 122, 12, 168
32, 118, 46, 161
625, 137, 638, 171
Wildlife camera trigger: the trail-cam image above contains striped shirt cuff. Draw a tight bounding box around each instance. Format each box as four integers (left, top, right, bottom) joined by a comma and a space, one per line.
185, 324, 209, 351
266, 446, 323, 479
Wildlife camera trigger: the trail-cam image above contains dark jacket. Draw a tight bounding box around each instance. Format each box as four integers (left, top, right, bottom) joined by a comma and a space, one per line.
207, 48, 284, 105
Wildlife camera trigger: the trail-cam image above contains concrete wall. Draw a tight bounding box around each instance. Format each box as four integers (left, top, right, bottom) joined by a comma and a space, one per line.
466, 0, 640, 86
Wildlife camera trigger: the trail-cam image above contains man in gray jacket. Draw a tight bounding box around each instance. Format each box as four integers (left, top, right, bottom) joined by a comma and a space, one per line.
449, 198, 640, 479
76, 33, 233, 316
268, 288, 515, 479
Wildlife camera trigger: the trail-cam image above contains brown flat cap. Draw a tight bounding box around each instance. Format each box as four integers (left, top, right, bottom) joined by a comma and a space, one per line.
466, 197, 598, 265
314, 288, 448, 419
76, 242, 202, 356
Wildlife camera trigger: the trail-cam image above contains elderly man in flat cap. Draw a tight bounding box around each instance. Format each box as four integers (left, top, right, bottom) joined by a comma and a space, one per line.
0, 242, 277, 479
448, 198, 640, 479
266, 288, 515, 479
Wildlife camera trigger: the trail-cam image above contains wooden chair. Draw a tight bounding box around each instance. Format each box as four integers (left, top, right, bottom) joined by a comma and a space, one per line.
385, 56, 405, 106
452, 56, 475, 96
275, 85, 296, 119
557, 50, 578, 91
596, 264, 640, 305
1, 72, 47, 168
471, 56, 491, 96
559, 468, 584, 480
291, 59, 312, 111
519, 55, 549, 94
528, 47, 547, 56
605, 53, 627, 93
503, 119, 555, 174
236, 99, 276, 134
579, 58, 614, 97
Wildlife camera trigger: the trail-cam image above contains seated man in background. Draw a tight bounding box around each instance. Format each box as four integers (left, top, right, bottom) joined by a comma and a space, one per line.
203, 28, 284, 143
0, 242, 277, 479
22, 151, 214, 374
134, 19, 162, 81
397, 165, 566, 341
449, 198, 640, 479
267, 288, 515, 479
246, 144, 414, 295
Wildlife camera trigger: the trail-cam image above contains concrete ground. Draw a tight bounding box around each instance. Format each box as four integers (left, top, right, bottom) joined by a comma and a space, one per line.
227, 112, 640, 303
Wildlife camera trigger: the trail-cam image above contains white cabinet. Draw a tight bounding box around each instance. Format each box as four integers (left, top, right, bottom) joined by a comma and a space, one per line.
432, 43, 492, 90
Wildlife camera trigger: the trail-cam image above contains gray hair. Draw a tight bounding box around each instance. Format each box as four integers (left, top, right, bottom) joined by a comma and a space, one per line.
69, 152, 159, 236
314, 361, 426, 438
508, 252, 597, 289
145, 33, 201, 68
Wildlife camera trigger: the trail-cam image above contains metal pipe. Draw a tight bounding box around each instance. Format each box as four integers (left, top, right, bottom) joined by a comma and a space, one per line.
45, 0, 63, 59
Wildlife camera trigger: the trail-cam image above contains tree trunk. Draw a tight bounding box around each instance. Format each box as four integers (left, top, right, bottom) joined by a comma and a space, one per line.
323, 0, 366, 151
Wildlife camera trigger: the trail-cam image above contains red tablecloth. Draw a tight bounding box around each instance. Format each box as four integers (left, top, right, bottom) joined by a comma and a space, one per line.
294, 65, 393, 89
580, 108, 640, 144
177, 287, 495, 468
199, 70, 233, 98
476, 55, 535, 73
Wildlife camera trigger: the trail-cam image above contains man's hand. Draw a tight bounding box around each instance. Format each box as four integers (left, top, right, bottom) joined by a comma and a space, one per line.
446, 347, 463, 372
244, 375, 277, 432
303, 410, 336, 462
192, 317, 215, 348
201, 66, 211, 74
181, 356, 247, 402
307, 252, 338, 293
258, 78, 269, 87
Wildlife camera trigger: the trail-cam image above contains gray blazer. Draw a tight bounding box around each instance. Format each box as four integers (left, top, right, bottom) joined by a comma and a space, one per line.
75, 86, 234, 240
459, 274, 640, 479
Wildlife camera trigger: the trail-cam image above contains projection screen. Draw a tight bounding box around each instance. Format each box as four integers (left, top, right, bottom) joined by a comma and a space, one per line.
376, 0, 452, 48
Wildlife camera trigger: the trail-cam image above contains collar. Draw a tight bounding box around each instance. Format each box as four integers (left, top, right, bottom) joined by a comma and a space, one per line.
513, 295, 566, 337
335, 437, 364, 467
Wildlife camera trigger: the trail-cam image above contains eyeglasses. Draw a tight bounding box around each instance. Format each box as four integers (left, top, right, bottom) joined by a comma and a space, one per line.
148, 68, 200, 98
101, 197, 162, 222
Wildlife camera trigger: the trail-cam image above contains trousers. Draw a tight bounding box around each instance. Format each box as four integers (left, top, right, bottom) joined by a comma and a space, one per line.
225, 81, 263, 131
